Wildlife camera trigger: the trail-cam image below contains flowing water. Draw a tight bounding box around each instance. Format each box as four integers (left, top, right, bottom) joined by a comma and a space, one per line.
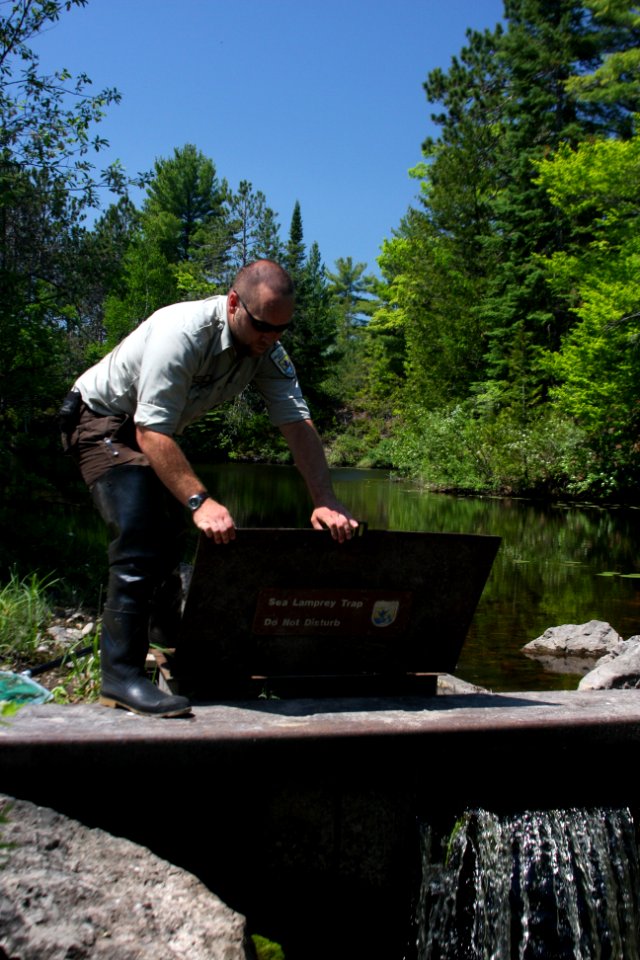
414, 808, 640, 960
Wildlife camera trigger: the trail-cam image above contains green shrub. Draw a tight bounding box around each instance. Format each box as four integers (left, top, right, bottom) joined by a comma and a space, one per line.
390, 403, 590, 497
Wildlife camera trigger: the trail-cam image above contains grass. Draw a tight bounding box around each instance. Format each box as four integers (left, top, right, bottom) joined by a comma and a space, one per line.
0, 569, 55, 664
0, 568, 101, 703
50, 630, 101, 704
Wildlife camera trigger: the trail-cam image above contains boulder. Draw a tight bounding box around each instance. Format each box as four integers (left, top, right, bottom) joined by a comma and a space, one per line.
579, 636, 640, 691
0, 794, 253, 960
522, 620, 624, 662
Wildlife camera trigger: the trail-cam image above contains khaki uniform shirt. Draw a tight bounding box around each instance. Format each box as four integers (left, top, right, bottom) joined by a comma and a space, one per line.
75, 296, 310, 435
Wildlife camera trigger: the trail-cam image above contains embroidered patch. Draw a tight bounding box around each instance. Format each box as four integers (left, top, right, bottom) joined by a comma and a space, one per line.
270, 344, 296, 378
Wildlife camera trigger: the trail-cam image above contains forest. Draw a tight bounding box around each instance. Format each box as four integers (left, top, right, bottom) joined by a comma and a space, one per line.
2, 0, 640, 587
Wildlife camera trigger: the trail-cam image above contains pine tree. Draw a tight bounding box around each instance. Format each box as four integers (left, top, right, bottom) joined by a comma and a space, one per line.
285, 200, 305, 282
566, 0, 640, 135
103, 145, 232, 339
376, 26, 504, 412
224, 180, 282, 277
326, 257, 377, 331
283, 205, 337, 424
144, 144, 226, 262
479, 0, 612, 415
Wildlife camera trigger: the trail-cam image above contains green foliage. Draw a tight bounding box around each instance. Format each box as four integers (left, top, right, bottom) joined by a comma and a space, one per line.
180, 394, 290, 464
102, 154, 288, 343
390, 402, 588, 496
0, 702, 20, 718
445, 813, 470, 867
102, 233, 178, 346
101, 144, 229, 341
65, 197, 140, 361
0, 0, 133, 506
251, 934, 285, 960
326, 256, 377, 330
144, 144, 226, 263
226, 179, 283, 273
534, 129, 640, 495
325, 409, 397, 469
63, 156, 350, 481
358, 240, 409, 411
284, 206, 339, 426
364, 0, 640, 499
565, 0, 640, 129
0, 0, 123, 202
51, 629, 100, 704
323, 257, 381, 416
0, 569, 55, 663
365, 26, 504, 426
477, 0, 600, 408
285, 200, 305, 279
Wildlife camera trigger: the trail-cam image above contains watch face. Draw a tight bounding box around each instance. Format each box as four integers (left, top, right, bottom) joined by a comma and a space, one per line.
188, 493, 207, 512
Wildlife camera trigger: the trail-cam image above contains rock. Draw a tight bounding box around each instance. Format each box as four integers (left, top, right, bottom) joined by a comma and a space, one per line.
46, 625, 85, 644
0, 794, 253, 960
521, 654, 598, 677
579, 636, 640, 691
522, 620, 624, 660
437, 673, 489, 694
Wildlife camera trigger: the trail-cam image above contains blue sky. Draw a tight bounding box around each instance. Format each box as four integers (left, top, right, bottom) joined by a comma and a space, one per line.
32, 0, 504, 276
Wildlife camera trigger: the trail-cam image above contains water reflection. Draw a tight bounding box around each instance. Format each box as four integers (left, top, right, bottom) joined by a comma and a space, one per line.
199, 464, 640, 692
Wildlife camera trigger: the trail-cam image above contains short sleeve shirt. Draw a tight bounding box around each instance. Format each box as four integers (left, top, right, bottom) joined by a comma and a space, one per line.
74, 296, 310, 435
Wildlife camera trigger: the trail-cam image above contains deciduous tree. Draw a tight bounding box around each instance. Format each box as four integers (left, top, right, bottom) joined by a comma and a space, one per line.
0, 0, 124, 480
536, 133, 640, 495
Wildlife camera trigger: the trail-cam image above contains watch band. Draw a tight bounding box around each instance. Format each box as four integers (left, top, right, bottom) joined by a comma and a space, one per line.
186, 492, 209, 513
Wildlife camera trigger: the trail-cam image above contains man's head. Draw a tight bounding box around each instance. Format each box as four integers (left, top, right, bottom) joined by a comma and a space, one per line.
227, 260, 295, 356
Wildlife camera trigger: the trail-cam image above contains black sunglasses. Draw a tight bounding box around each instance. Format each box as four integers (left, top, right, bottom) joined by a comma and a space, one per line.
233, 290, 293, 334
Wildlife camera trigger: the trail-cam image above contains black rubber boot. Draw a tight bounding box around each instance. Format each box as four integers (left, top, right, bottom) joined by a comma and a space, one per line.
149, 570, 184, 650
100, 607, 191, 718
91, 466, 191, 718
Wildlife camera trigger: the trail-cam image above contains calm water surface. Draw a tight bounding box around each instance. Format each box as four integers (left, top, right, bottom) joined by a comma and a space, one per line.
199, 463, 640, 692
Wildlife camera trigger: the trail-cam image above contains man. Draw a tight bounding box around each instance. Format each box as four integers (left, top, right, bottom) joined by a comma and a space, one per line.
62, 260, 357, 718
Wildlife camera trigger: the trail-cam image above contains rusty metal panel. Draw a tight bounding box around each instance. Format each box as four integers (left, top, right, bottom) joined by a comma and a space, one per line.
175, 527, 500, 697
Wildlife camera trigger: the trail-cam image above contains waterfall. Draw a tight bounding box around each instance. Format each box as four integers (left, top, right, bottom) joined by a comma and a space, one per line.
414, 808, 640, 960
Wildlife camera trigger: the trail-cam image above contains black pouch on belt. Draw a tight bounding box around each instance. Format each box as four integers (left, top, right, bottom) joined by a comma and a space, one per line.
58, 388, 82, 452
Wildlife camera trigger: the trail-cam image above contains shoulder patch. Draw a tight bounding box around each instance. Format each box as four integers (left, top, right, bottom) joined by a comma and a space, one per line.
269, 343, 297, 378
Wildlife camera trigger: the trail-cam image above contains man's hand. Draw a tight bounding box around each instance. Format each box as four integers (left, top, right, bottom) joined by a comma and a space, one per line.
193, 498, 236, 544
135, 426, 236, 544
311, 503, 359, 543
280, 419, 360, 544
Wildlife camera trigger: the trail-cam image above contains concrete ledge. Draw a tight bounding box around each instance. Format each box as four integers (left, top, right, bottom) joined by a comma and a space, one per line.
3, 690, 639, 829
0, 688, 639, 741
3, 692, 639, 960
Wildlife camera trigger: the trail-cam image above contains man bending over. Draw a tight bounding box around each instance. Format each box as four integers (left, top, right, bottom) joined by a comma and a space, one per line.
61, 260, 357, 717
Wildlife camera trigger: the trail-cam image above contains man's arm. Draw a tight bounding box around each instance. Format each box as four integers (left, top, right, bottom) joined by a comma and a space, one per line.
136, 425, 236, 544
279, 419, 358, 542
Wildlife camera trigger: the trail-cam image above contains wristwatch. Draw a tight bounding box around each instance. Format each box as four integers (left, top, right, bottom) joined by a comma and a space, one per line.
186, 492, 209, 513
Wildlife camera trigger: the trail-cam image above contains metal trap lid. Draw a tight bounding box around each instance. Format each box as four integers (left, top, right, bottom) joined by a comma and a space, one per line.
175, 527, 500, 698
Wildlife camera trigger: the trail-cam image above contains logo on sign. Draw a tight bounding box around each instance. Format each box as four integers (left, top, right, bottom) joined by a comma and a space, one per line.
371, 600, 400, 628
